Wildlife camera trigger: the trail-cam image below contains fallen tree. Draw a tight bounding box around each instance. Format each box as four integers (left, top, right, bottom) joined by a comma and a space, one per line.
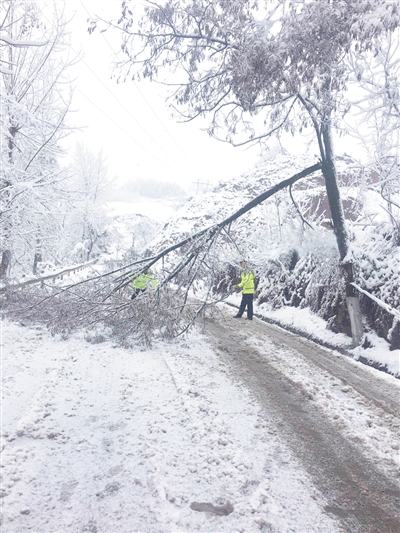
2, 163, 322, 344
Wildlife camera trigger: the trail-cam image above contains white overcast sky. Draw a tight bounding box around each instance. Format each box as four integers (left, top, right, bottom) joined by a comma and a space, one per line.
60, 0, 363, 190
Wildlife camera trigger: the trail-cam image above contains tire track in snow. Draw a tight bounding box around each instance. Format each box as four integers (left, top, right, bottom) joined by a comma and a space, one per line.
249, 329, 400, 476
204, 312, 400, 533
248, 316, 400, 416
159, 339, 342, 532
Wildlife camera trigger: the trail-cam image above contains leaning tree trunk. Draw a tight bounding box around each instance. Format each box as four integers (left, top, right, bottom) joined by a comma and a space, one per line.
0, 250, 11, 280
33, 252, 42, 275
321, 119, 363, 346
0, 205, 12, 280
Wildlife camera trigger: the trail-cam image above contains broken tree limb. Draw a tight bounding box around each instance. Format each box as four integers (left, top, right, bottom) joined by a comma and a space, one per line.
289, 183, 314, 230
97, 161, 325, 300
5, 163, 326, 344
215, 162, 322, 227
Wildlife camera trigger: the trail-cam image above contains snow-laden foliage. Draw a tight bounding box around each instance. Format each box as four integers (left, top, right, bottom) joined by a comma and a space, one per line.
353, 212, 400, 348
346, 32, 400, 162
97, 0, 399, 139
59, 143, 114, 263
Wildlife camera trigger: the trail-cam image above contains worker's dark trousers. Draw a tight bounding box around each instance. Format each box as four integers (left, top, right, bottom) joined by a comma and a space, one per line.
131, 288, 145, 300
238, 293, 253, 319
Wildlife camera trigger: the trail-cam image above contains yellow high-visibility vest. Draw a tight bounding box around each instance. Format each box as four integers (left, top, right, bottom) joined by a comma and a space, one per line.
238, 271, 255, 294
130, 273, 157, 290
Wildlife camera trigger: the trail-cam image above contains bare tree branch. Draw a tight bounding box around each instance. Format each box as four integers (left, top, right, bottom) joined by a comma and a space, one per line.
0, 32, 48, 48
289, 183, 314, 230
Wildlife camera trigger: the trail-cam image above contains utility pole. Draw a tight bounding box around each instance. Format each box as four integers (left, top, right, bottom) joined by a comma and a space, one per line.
193, 179, 210, 194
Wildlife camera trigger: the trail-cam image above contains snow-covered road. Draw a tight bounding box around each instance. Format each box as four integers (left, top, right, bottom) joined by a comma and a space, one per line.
205, 305, 400, 533
1, 308, 399, 532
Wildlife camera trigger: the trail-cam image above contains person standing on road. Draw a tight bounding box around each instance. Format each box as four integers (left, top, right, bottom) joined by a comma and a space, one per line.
233, 260, 255, 320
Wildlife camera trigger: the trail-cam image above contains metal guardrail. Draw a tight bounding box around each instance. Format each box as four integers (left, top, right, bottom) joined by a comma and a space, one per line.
0, 260, 97, 294
351, 282, 400, 321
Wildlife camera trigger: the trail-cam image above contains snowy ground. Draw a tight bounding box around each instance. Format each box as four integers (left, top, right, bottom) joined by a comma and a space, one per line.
3, 307, 400, 533
1, 318, 349, 533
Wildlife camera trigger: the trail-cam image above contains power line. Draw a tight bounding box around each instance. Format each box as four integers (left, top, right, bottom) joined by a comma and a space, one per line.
40, 3, 180, 175
80, 0, 205, 180
74, 87, 177, 173
76, 52, 188, 173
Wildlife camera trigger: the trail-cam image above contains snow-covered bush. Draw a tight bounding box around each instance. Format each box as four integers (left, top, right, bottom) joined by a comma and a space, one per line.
352, 221, 399, 349
251, 211, 399, 348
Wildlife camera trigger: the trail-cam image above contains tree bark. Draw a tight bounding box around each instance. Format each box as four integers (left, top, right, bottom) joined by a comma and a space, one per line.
321, 120, 363, 346
1, 250, 11, 279
33, 252, 42, 275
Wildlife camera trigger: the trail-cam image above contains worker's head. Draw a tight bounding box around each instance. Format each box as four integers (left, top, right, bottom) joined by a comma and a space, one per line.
240, 260, 247, 269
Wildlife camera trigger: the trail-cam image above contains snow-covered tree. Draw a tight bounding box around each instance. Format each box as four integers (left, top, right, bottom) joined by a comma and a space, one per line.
347, 31, 400, 153
65, 142, 114, 262
346, 32, 400, 243
90, 0, 399, 344
0, 0, 75, 278
0, 0, 48, 71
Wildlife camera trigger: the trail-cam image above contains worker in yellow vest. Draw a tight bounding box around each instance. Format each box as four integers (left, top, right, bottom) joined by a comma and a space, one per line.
129, 268, 157, 300
233, 260, 255, 320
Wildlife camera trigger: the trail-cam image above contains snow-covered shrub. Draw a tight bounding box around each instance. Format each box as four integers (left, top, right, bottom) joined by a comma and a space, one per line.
253, 231, 354, 336
352, 220, 400, 350
249, 211, 399, 346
